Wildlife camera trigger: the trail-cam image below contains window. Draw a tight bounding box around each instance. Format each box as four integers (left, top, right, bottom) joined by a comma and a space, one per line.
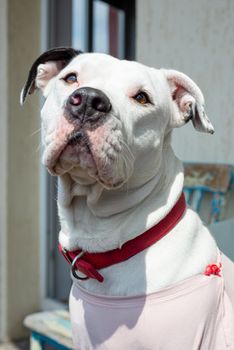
44, 0, 135, 303
48, 0, 135, 58
72, 0, 128, 58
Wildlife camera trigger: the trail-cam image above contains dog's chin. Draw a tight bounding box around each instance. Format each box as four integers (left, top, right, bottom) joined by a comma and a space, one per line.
47, 143, 96, 178
45, 145, 129, 190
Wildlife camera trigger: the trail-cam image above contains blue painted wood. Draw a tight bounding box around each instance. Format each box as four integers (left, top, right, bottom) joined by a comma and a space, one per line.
184, 163, 234, 223
32, 331, 72, 350
190, 189, 204, 212
183, 188, 192, 204
24, 310, 73, 350
31, 332, 44, 350
210, 192, 225, 223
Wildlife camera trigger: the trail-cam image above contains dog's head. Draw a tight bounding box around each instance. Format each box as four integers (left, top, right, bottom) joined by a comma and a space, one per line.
22, 47, 214, 190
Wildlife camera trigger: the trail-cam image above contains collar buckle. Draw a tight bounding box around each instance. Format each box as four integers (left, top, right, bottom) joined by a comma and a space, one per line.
60, 246, 104, 283
71, 251, 89, 280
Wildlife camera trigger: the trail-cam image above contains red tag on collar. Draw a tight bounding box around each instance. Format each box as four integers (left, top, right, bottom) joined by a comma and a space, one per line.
59, 246, 104, 282
73, 259, 104, 282
59, 193, 186, 282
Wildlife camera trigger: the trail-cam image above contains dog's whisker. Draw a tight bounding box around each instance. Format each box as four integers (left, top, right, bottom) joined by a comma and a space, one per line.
29, 127, 42, 138
35, 142, 43, 154
122, 141, 134, 160
103, 156, 109, 171
120, 139, 134, 161
125, 152, 134, 168
114, 157, 120, 181
122, 144, 134, 171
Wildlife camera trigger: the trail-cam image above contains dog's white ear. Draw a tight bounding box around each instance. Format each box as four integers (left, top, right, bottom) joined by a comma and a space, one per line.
35, 61, 64, 94
163, 69, 214, 134
20, 47, 82, 105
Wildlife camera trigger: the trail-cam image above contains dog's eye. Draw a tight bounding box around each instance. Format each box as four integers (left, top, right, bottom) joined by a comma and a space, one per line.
63, 73, 78, 84
133, 91, 150, 105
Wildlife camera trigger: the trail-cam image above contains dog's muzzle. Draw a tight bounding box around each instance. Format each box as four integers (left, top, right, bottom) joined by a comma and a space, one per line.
66, 87, 112, 124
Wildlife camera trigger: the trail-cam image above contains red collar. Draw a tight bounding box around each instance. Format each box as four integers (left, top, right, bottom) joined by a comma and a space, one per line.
59, 193, 186, 283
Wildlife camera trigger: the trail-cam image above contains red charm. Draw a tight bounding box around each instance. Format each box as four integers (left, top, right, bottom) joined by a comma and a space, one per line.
204, 262, 222, 277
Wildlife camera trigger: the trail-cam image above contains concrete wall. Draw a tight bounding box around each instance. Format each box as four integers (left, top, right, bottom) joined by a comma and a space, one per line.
0, 0, 41, 341
136, 0, 234, 164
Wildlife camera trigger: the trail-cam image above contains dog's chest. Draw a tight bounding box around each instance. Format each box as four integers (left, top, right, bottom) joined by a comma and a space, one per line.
69, 274, 234, 350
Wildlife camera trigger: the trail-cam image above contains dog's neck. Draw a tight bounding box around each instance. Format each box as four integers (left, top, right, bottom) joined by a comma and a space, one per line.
58, 145, 184, 252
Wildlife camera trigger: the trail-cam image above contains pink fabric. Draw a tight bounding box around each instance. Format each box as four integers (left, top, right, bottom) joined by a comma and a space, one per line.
69, 255, 234, 350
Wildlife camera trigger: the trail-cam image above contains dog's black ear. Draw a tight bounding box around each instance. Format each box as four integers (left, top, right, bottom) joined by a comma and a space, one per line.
163, 69, 214, 134
20, 47, 82, 105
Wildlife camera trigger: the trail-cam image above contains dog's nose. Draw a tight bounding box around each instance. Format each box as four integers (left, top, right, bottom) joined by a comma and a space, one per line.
67, 87, 112, 122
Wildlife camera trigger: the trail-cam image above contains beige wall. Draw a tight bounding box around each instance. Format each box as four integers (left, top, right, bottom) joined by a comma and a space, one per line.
136, 0, 234, 164
0, 0, 8, 341
0, 0, 41, 341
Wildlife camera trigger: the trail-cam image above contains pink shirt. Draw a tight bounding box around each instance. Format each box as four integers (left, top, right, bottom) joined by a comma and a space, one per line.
69, 254, 234, 350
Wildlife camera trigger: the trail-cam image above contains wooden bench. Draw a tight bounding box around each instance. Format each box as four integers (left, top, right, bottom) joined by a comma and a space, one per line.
184, 163, 234, 223
24, 310, 73, 350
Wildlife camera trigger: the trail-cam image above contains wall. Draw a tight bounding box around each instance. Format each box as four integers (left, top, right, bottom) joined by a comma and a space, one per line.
0, 0, 41, 341
0, 0, 8, 341
136, 0, 234, 164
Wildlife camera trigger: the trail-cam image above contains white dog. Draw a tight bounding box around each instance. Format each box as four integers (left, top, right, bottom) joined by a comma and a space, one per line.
22, 48, 234, 349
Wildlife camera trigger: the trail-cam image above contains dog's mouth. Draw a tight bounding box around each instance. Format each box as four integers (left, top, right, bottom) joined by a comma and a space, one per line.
67, 129, 89, 147
42, 117, 133, 189
46, 127, 96, 177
